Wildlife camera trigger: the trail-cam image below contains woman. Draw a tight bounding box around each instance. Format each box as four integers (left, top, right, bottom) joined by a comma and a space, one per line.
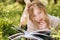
20, 0, 60, 33
20, 0, 51, 35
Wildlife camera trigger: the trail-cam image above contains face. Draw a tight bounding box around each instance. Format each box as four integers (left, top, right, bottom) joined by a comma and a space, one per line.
33, 6, 45, 22
33, 6, 47, 28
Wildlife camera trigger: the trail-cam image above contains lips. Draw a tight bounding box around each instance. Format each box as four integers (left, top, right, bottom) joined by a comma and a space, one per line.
35, 19, 45, 24
36, 21, 47, 27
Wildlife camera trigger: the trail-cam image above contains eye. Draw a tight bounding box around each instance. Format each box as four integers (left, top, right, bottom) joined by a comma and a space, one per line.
39, 12, 41, 13
33, 15, 36, 17
38, 12, 41, 14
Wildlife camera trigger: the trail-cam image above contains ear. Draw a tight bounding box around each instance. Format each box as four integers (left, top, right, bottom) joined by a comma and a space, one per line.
24, 0, 31, 5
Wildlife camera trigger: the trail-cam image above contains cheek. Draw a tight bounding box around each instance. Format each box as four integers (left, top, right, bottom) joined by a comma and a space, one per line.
33, 15, 45, 22
33, 16, 40, 21
39, 14, 45, 19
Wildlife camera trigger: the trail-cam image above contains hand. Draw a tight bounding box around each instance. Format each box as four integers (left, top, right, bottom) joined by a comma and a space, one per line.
24, 0, 31, 5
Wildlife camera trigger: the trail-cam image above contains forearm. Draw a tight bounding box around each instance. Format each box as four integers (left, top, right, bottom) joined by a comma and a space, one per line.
20, 6, 28, 27
20, 15, 28, 30
20, 17, 27, 26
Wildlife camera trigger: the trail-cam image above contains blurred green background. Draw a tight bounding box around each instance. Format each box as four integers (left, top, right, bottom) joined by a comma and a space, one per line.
0, 0, 60, 40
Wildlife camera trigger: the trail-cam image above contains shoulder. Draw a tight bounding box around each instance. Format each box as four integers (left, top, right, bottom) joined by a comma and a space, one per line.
48, 14, 60, 28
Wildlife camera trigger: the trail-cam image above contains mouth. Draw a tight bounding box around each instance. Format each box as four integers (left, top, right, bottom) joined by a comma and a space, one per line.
36, 21, 46, 25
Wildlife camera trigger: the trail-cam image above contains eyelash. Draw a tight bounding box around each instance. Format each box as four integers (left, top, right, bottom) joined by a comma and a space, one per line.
39, 12, 41, 13
38, 12, 41, 14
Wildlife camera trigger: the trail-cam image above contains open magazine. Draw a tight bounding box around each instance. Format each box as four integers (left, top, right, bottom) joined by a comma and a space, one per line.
8, 27, 52, 40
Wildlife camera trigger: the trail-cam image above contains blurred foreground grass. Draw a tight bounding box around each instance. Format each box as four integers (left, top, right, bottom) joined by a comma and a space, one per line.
0, 2, 24, 40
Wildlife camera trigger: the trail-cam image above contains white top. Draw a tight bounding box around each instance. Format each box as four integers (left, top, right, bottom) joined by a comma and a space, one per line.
48, 15, 60, 28
27, 15, 60, 33
20, 6, 60, 33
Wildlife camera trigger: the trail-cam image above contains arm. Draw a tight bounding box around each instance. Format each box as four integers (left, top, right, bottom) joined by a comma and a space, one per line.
20, 0, 31, 30
20, 6, 28, 28
20, 0, 31, 25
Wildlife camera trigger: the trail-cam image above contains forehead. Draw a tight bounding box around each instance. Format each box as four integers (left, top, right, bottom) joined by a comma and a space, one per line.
33, 6, 44, 12
32, 4, 43, 11
33, 6, 44, 15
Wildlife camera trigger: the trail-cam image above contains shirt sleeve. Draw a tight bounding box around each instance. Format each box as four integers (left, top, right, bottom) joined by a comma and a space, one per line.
20, 6, 29, 26
58, 19, 60, 27
48, 14, 60, 28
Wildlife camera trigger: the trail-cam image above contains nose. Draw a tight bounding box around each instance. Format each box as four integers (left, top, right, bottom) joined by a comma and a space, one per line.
37, 16, 43, 21
35, 17, 43, 22
38, 18, 44, 22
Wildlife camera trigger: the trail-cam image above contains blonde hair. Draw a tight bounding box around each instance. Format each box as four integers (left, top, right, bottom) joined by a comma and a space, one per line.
28, 1, 51, 29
